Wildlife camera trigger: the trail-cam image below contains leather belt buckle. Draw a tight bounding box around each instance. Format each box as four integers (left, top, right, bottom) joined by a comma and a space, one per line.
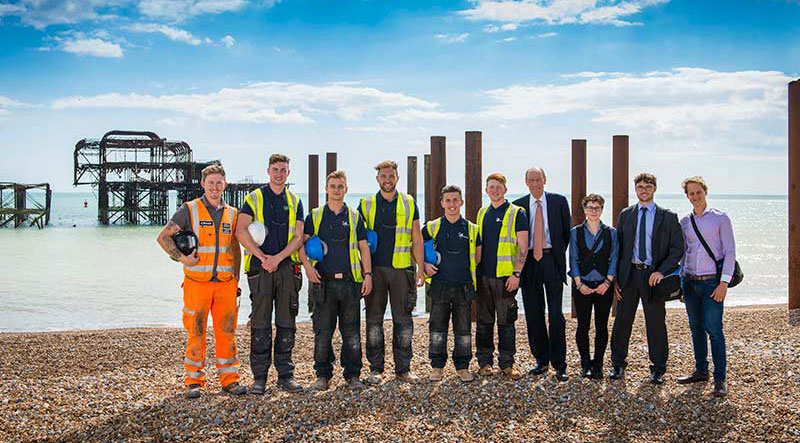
334, 273, 344, 279
633, 263, 652, 270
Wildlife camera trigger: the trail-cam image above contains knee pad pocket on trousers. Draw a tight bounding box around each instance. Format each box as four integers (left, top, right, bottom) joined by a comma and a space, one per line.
429, 331, 446, 346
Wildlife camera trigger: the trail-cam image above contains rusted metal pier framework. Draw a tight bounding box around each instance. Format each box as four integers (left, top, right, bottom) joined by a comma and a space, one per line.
0, 182, 51, 228
74, 130, 263, 225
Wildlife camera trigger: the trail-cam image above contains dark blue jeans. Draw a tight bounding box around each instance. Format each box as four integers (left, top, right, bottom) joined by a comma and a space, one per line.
682, 277, 726, 381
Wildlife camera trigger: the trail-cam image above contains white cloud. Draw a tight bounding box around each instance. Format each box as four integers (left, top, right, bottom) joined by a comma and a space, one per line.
481, 68, 791, 140
56, 34, 124, 58
0, 0, 122, 29
459, 0, 670, 27
50, 82, 441, 124
434, 33, 470, 44
499, 37, 517, 42
484, 23, 518, 33
0, 96, 28, 118
561, 71, 625, 78
537, 31, 557, 37
126, 23, 202, 45
221, 35, 235, 48
137, 0, 248, 21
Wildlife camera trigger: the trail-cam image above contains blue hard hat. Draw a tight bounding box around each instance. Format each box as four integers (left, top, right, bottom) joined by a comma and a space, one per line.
424, 239, 441, 265
366, 230, 378, 253
305, 236, 327, 262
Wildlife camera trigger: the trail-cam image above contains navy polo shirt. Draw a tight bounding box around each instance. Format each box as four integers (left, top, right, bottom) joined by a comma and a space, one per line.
478, 202, 528, 278
304, 204, 367, 276
423, 216, 481, 285
358, 192, 420, 268
240, 185, 304, 269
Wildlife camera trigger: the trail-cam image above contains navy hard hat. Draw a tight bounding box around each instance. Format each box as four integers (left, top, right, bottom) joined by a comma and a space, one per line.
305, 236, 328, 262
172, 230, 198, 256
366, 230, 378, 253
424, 239, 441, 265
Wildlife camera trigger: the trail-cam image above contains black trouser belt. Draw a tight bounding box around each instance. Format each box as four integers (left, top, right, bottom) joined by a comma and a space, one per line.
632, 263, 652, 270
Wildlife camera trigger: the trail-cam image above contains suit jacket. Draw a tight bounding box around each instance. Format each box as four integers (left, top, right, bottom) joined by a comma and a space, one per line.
513, 192, 571, 284
616, 203, 685, 289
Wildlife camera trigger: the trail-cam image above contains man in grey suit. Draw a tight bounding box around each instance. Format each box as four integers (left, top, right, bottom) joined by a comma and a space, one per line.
512, 167, 571, 382
609, 173, 685, 384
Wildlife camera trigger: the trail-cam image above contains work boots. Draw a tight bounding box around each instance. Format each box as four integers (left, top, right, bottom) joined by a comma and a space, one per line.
185, 384, 202, 399
346, 377, 366, 391
222, 382, 247, 395
429, 368, 444, 382
500, 367, 523, 380
366, 371, 382, 386
249, 379, 266, 395
478, 365, 496, 377
277, 377, 303, 393
456, 369, 475, 383
396, 371, 420, 384
311, 377, 329, 391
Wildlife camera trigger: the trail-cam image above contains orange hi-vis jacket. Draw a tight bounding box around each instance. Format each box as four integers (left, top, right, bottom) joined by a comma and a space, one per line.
184, 198, 238, 282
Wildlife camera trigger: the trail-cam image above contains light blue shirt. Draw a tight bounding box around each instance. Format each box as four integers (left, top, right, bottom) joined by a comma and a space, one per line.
528, 192, 551, 249
632, 201, 655, 266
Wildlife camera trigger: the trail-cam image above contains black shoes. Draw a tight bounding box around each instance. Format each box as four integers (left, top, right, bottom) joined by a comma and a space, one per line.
249, 379, 266, 395
555, 369, 569, 382
277, 377, 303, 393
222, 382, 247, 395
712, 380, 727, 397
650, 372, 665, 385
528, 363, 549, 376
591, 368, 604, 380
580, 367, 592, 378
677, 372, 709, 385
185, 383, 202, 399
609, 366, 625, 380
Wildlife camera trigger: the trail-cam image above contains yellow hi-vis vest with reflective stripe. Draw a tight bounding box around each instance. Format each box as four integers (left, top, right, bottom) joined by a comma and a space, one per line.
359, 192, 415, 269
184, 198, 237, 282
477, 202, 523, 278
242, 187, 300, 272
424, 216, 479, 290
311, 205, 364, 283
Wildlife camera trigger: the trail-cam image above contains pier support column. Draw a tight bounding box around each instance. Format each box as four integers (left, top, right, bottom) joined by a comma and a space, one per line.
789, 81, 800, 325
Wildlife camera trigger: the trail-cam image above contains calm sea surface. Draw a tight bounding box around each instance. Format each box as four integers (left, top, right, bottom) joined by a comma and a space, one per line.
0, 192, 789, 332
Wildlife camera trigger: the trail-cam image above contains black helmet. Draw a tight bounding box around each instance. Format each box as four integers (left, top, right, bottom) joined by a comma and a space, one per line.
173, 230, 198, 256
653, 272, 682, 301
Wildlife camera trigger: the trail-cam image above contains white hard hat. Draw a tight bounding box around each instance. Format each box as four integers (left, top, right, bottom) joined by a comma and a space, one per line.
248, 222, 267, 246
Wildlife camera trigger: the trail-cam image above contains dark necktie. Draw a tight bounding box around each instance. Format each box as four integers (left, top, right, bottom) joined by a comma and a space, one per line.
638, 207, 648, 263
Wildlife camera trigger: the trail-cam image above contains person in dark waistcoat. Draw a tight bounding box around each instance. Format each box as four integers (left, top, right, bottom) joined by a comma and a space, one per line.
568, 194, 618, 379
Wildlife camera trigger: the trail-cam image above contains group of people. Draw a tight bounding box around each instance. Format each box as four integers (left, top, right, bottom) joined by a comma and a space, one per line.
156, 153, 736, 399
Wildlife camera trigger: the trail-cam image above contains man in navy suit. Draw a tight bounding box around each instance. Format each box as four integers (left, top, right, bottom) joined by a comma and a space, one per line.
513, 167, 571, 381
609, 173, 684, 384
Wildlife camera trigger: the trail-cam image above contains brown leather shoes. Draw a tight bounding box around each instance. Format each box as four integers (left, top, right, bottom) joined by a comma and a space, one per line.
712, 380, 727, 397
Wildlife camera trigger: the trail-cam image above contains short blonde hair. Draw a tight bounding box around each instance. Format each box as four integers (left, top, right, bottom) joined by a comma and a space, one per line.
682, 176, 708, 194
486, 172, 507, 186
374, 160, 398, 172
201, 164, 226, 181
326, 170, 347, 184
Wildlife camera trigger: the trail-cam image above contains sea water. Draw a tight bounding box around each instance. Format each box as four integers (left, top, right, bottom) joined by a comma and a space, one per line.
0, 192, 788, 332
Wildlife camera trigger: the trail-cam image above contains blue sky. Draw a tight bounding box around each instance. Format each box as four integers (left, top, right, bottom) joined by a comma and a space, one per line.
0, 0, 798, 196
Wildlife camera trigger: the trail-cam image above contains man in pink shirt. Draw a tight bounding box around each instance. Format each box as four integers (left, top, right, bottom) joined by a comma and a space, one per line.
678, 176, 736, 397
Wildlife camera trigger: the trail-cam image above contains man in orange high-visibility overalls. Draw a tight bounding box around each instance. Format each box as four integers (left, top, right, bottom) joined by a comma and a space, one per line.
157, 164, 247, 399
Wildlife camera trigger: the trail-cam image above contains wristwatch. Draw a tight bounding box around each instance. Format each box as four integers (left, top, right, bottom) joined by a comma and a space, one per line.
512, 271, 521, 278
364, 271, 373, 277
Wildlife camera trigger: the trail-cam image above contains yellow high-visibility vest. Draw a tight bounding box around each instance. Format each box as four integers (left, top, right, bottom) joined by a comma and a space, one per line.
242, 187, 300, 272
424, 216, 478, 290
477, 202, 523, 278
311, 205, 364, 283
359, 192, 415, 268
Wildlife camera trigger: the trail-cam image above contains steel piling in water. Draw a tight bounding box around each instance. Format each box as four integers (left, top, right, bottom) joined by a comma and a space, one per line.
789, 81, 800, 325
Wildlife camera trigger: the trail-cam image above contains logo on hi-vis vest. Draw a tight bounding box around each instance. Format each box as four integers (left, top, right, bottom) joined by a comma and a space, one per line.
222, 223, 232, 234
200, 221, 214, 227
342, 220, 349, 227
495, 217, 501, 223
458, 232, 468, 240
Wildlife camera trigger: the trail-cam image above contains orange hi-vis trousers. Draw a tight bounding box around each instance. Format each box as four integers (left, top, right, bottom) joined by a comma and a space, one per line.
182, 277, 240, 387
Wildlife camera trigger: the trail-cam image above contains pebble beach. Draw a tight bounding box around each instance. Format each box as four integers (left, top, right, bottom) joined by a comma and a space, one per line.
1, 305, 799, 442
